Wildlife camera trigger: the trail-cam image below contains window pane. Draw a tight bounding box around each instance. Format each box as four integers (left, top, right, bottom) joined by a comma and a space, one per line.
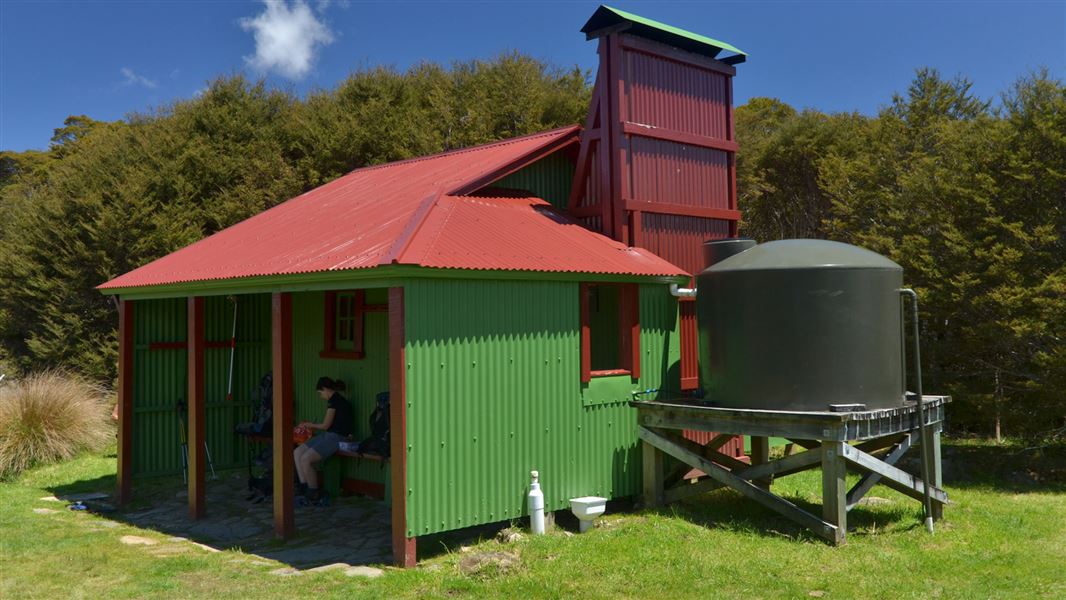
589, 284, 621, 371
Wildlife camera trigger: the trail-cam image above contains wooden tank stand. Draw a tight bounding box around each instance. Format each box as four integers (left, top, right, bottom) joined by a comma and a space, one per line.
633, 396, 950, 545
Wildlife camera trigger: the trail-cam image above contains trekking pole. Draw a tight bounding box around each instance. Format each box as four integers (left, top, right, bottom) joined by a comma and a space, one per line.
205, 440, 217, 480
225, 296, 238, 401
176, 399, 188, 484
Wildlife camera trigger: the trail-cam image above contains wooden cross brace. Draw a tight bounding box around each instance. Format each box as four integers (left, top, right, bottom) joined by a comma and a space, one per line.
639, 426, 948, 546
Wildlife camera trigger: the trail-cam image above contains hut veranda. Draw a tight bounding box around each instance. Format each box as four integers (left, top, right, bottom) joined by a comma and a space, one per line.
98, 6, 749, 566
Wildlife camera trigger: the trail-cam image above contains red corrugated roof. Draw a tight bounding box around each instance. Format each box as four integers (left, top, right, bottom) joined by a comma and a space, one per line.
99, 126, 686, 291
402, 195, 683, 274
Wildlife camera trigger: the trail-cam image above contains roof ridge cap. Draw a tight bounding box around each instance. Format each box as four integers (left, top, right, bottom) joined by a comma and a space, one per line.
343, 124, 579, 176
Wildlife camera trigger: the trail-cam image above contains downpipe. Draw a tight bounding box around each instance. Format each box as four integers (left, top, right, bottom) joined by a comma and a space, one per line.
669, 283, 697, 298
900, 288, 935, 534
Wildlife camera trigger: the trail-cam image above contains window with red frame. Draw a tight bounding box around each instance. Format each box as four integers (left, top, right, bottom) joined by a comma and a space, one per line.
580, 283, 640, 382
321, 290, 386, 360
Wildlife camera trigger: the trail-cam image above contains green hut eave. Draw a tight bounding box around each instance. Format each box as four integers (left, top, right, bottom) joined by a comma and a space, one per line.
100, 265, 691, 301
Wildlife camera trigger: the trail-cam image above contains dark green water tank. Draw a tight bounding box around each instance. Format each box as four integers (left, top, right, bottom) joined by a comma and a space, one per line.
696, 239, 905, 411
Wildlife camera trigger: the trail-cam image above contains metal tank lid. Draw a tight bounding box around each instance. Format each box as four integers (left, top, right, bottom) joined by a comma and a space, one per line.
706, 239, 902, 272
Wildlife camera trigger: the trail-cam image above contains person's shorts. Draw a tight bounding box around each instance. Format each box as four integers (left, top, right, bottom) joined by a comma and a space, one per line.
304, 431, 343, 459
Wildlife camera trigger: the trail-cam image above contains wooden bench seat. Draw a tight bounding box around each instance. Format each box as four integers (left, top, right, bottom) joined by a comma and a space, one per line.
336, 449, 387, 462
322, 449, 389, 501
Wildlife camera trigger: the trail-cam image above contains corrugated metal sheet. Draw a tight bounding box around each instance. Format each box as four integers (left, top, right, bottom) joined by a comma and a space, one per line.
131, 289, 393, 483
639, 214, 731, 275
132, 298, 186, 476
403, 279, 679, 537
291, 289, 390, 486
628, 137, 730, 208
99, 126, 680, 291
567, 32, 738, 263
203, 295, 272, 470
401, 195, 686, 277
131, 295, 272, 477
624, 50, 731, 140
491, 151, 575, 211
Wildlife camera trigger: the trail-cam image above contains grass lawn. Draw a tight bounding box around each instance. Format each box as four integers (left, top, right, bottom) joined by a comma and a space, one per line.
1, 439, 1063, 599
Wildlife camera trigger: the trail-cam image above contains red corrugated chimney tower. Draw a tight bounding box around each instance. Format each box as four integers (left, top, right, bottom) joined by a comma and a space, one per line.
569, 5, 746, 391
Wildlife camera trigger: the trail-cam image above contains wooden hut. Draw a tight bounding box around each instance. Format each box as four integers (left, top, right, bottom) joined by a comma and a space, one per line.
98, 6, 746, 566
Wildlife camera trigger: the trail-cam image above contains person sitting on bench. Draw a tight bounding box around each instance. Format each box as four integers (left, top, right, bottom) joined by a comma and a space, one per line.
294, 376, 353, 504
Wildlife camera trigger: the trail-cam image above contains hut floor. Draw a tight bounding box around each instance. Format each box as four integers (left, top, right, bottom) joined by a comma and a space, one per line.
118, 470, 392, 568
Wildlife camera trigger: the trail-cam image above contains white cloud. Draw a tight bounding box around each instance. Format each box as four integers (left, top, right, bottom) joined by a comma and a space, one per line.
316, 0, 350, 12
121, 67, 158, 89
240, 0, 335, 80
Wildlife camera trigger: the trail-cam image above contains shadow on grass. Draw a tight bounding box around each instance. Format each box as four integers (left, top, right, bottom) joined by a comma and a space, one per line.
652, 487, 920, 543
928, 440, 1066, 493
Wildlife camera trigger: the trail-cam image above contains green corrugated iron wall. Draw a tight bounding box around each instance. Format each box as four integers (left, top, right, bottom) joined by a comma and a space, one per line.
403, 279, 679, 537
131, 294, 271, 477
132, 298, 186, 477
202, 294, 272, 471
492, 151, 575, 210
292, 289, 390, 488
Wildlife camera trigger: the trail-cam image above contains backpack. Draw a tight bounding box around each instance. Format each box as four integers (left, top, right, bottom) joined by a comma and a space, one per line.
235, 372, 273, 435
358, 392, 391, 457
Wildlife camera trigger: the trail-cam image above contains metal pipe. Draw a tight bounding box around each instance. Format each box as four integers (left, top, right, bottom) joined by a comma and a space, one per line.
225, 296, 238, 401
669, 283, 697, 298
900, 288, 934, 534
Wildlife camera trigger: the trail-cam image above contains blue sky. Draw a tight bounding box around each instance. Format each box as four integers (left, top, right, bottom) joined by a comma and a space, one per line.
1, 1, 1063, 152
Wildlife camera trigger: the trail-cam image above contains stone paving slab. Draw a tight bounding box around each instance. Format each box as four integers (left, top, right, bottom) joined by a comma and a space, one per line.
108, 473, 392, 569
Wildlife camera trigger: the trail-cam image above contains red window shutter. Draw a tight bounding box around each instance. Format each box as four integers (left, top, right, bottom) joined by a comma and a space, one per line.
679, 298, 699, 391
580, 283, 591, 383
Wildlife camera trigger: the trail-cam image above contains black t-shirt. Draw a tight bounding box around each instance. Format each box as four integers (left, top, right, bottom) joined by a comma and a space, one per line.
327, 392, 353, 437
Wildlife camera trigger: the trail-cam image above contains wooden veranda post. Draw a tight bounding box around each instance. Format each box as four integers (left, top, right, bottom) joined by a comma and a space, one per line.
116, 299, 134, 505
389, 286, 416, 567
187, 297, 206, 519
272, 292, 295, 539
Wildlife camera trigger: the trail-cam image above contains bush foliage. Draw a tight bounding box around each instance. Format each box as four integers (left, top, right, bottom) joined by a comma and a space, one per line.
0, 371, 113, 479
0, 56, 1062, 439
737, 69, 1065, 439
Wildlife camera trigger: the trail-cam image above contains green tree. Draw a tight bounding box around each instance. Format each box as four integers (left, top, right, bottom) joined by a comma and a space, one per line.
0, 55, 590, 384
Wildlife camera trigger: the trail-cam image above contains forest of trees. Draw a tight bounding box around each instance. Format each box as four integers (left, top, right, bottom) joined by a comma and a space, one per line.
1, 54, 1062, 440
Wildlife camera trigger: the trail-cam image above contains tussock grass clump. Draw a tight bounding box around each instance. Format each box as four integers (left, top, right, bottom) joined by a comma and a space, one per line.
0, 371, 113, 479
